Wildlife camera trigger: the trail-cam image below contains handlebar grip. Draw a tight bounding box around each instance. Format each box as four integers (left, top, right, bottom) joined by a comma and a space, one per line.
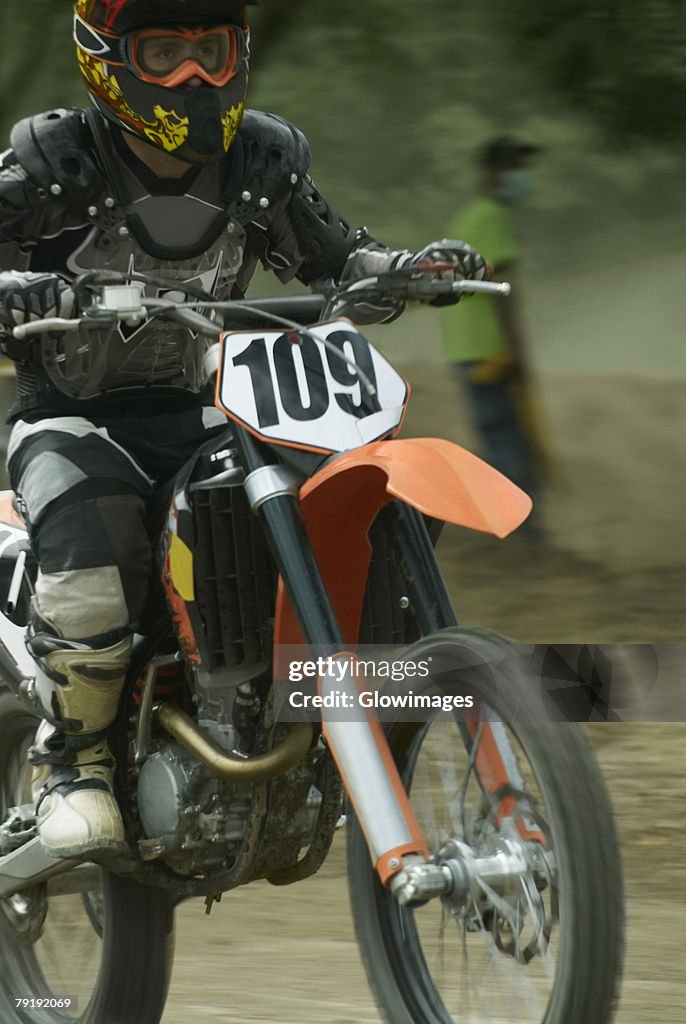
451, 280, 511, 296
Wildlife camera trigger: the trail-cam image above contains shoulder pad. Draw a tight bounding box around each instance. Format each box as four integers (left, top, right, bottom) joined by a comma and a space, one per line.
223, 109, 311, 223
9, 108, 104, 210
239, 110, 311, 179
0, 149, 44, 245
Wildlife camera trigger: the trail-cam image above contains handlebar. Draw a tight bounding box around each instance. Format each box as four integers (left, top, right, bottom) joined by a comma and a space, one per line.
10, 270, 509, 341
340, 274, 511, 302
11, 294, 328, 340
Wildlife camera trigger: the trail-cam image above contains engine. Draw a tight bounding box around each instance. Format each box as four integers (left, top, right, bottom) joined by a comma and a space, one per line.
140, 444, 322, 876
136, 742, 255, 874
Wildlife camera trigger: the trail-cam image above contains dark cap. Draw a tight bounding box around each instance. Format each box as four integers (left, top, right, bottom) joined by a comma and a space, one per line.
479, 136, 541, 169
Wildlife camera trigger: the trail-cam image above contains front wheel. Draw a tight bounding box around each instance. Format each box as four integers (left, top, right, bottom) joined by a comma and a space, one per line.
0, 688, 175, 1024
347, 628, 625, 1024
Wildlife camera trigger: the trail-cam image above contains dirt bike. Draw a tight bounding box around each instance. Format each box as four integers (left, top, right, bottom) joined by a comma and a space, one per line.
0, 266, 624, 1024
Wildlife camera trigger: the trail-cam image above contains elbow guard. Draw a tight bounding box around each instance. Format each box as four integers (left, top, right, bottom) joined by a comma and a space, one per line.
289, 176, 358, 284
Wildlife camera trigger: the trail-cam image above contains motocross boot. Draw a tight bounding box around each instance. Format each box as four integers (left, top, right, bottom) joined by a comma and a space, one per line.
27, 628, 132, 859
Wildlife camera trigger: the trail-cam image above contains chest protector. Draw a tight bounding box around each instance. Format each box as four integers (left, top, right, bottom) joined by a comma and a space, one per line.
8, 107, 310, 399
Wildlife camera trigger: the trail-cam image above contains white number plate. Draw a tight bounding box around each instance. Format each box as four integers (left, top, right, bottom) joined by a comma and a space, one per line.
215, 319, 409, 453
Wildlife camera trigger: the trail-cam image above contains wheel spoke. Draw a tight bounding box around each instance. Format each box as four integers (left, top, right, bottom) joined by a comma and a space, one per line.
347, 630, 624, 1024
407, 713, 559, 1022
0, 698, 103, 1018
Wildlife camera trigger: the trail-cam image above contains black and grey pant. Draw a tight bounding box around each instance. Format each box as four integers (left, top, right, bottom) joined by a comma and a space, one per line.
7, 401, 228, 641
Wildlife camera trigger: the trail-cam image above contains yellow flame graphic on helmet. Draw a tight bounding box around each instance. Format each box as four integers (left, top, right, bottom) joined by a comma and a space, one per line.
144, 108, 190, 152
222, 103, 245, 152
77, 51, 190, 152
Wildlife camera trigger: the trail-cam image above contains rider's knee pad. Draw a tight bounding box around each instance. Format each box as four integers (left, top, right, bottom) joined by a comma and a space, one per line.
27, 624, 132, 735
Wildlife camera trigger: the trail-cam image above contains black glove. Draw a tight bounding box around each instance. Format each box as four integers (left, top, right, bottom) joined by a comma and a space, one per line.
0, 271, 75, 328
408, 239, 488, 306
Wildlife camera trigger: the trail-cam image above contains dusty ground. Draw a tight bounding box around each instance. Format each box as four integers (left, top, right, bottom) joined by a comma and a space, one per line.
163, 365, 685, 1023
164, 727, 685, 1024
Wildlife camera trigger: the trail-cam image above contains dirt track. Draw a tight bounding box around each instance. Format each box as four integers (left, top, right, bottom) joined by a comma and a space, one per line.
163, 366, 685, 1022
164, 726, 685, 1024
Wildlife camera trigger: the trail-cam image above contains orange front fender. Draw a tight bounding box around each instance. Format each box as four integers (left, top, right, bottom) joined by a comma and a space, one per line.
273, 437, 532, 646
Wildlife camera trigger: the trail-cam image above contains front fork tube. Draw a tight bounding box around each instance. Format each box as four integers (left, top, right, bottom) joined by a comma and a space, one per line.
387, 502, 534, 826
237, 432, 430, 886
385, 502, 477, 751
383, 501, 458, 633
319, 661, 429, 882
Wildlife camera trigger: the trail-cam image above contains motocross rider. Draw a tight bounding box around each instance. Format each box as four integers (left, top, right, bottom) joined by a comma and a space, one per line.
0, 0, 488, 860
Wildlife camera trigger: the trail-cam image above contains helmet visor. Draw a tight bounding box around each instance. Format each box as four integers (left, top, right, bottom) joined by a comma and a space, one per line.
128, 25, 244, 87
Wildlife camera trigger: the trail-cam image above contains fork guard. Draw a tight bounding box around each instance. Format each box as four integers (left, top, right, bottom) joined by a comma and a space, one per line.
274, 436, 532, 645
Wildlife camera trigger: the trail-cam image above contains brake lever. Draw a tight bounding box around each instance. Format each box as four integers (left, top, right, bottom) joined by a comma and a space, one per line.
11, 316, 105, 340
142, 298, 221, 338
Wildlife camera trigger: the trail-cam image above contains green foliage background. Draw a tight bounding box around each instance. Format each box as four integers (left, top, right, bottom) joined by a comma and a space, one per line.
1, 2, 684, 270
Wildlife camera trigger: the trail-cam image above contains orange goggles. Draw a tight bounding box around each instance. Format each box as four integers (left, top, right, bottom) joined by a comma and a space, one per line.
127, 25, 246, 88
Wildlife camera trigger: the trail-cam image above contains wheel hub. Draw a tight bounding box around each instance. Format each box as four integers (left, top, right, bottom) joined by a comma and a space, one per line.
0, 885, 47, 944
389, 835, 553, 912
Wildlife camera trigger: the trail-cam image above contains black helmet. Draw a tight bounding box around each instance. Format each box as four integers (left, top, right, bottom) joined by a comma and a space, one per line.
74, 1, 260, 163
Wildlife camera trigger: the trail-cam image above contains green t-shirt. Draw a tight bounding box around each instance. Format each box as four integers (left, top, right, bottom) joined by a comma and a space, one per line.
441, 196, 517, 363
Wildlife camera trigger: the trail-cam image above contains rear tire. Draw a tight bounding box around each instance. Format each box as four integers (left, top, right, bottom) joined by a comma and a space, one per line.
347, 628, 625, 1024
0, 687, 175, 1024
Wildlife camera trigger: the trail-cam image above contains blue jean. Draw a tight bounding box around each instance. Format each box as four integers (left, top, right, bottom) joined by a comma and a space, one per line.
454, 366, 541, 502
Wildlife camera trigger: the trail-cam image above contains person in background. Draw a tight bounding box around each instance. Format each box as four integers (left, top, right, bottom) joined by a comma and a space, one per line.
442, 136, 548, 534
